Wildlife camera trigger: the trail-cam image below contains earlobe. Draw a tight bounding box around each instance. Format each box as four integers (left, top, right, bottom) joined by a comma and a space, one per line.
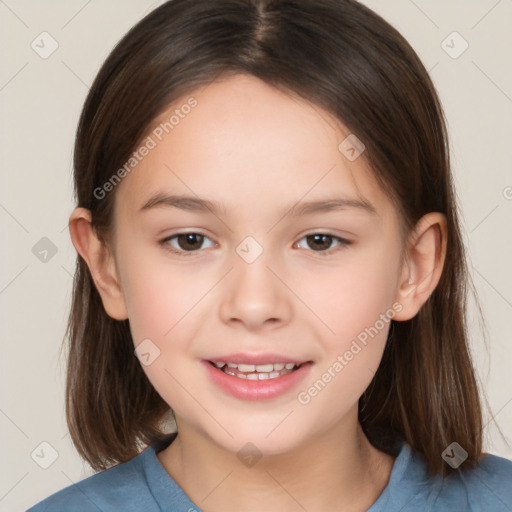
68, 207, 129, 320
393, 212, 448, 321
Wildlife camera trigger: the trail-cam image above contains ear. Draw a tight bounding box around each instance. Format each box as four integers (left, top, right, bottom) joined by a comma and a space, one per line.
68, 207, 129, 320
393, 212, 448, 321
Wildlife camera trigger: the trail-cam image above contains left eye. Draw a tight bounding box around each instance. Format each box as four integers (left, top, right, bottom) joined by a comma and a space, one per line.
295, 233, 352, 254
160, 232, 351, 256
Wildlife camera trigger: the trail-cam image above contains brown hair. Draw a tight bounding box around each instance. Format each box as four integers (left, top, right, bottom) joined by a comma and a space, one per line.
64, 0, 485, 476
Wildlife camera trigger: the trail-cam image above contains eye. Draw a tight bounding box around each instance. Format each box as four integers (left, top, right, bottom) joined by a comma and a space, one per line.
295, 233, 352, 254
160, 232, 216, 255
160, 231, 352, 257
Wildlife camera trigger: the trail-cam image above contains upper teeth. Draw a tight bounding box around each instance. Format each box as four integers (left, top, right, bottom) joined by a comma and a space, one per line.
214, 362, 297, 372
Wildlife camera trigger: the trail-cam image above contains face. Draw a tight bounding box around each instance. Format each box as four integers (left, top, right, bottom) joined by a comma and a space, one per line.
110, 74, 406, 455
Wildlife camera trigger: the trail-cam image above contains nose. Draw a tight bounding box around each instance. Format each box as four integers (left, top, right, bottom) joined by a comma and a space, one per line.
218, 245, 293, 332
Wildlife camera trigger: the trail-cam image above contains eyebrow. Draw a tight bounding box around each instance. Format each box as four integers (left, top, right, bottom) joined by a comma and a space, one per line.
139, 193, 377, 217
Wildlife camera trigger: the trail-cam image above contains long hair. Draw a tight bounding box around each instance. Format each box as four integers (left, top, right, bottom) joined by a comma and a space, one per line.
64, 0, 484, 476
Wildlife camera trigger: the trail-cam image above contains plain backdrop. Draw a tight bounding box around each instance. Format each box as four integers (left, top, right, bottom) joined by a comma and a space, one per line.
1, 1, 511, 510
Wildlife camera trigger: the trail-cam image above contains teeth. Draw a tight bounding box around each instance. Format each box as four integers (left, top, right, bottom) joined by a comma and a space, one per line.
211, 360, 303, 380
212, 361, 298, 372
238, 364, 255, 372
255, 364, 274, 372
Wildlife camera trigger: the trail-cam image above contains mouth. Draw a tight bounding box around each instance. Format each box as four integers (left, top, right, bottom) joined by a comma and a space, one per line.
208, 360, 303, 380
203, 355, 313, 400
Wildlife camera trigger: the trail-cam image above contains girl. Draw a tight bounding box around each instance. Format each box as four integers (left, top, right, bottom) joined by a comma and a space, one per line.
28, 0, 512, 511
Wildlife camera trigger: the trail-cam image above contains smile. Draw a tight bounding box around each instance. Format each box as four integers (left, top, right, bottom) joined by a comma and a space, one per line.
210, 361, 301, 380
203, 357, 313, 400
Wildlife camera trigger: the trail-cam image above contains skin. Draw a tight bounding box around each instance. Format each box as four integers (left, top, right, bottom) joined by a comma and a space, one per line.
69, 74, 447, 512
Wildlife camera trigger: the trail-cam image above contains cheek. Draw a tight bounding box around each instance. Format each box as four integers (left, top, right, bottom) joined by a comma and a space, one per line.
123, 273, 176, 343
301, 238, 401, 404
118, 244, 206, 342
296, 255, 398, 416
118, 253, 207, 413
305, 240, 401, 342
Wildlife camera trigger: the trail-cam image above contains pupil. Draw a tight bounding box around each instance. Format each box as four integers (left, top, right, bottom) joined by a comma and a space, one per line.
179, 233, 203, 251
308, 234, 331, 251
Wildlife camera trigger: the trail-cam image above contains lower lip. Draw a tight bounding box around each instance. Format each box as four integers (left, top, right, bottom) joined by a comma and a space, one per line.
202, 360, 313, 401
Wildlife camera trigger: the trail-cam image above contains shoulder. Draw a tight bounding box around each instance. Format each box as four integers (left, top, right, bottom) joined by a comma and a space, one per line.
26, 447, 159, 512
437, 451, 512, 511
371, 443, 512, 512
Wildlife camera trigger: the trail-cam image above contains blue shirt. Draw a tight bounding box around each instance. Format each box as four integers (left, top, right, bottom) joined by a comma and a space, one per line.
27, 433, 512, 511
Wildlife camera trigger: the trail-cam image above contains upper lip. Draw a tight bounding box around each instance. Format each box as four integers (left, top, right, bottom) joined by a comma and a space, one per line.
205, 353, 310, 365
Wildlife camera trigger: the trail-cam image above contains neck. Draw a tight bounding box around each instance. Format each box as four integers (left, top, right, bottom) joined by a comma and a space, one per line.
157, 411, 395, 512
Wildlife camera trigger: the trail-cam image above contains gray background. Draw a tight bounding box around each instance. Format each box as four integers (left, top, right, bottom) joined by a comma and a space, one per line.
1, 0, 511, 510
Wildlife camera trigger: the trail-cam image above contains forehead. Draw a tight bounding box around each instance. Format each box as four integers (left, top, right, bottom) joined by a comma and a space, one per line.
115, 74, 392, 220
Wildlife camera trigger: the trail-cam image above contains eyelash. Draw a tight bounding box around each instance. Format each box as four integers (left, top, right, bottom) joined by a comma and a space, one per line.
159, 232, 352, 257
